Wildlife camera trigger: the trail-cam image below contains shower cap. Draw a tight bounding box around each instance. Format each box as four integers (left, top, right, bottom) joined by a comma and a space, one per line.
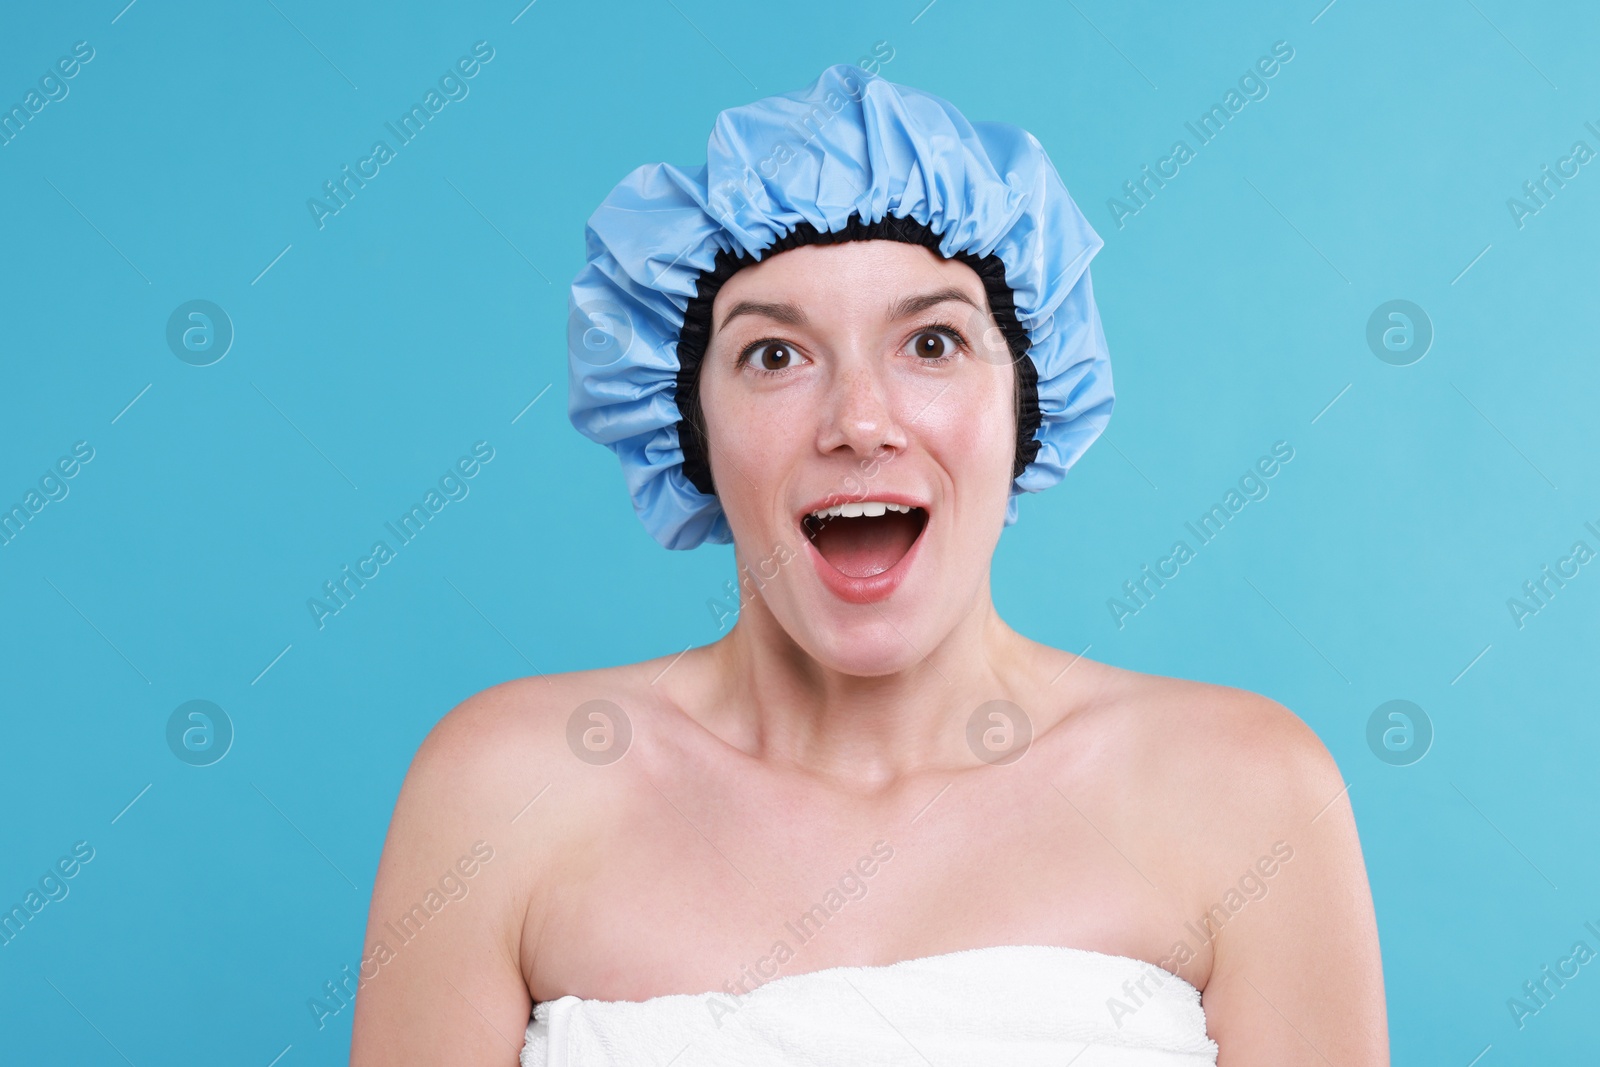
567, 63, 1113, 550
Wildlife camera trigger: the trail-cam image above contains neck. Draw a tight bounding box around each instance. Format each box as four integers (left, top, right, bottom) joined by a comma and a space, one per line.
700, 580, 1035, 787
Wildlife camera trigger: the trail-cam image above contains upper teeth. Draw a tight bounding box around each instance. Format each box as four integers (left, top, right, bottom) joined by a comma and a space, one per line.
808, 500, 915, 520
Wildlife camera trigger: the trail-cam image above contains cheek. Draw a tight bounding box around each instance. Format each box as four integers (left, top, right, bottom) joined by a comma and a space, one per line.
700, 381, 813, 514
919, 373, 1015, 484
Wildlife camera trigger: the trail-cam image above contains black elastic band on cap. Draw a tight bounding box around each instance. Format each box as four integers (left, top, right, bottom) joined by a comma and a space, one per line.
673, 214, 1043, 497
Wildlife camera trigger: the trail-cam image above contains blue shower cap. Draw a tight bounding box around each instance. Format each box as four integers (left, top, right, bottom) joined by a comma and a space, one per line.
567, 64, 1113, 550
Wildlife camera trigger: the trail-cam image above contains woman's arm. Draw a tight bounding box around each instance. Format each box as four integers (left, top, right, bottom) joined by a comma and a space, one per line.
349, 686, 543, 1066
1199, 701, 1389, 1065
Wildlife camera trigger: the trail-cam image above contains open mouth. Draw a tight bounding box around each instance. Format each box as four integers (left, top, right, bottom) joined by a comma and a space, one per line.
801, 501, 929, 579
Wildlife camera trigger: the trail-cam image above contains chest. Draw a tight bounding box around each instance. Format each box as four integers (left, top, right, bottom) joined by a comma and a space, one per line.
522, 753, 1209, 1002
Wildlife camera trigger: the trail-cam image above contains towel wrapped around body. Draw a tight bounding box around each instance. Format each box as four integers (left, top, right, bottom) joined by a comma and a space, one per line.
520, 944, 1218, 1066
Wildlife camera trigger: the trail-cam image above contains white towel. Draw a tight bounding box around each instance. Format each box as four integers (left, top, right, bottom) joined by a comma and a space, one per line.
521, 944, 1218, 1066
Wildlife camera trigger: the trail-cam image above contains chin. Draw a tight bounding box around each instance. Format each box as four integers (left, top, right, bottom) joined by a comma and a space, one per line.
792, 616, 935, 678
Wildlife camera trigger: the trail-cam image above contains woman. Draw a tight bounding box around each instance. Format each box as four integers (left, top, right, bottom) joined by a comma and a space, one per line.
350, 65, 1387, 1065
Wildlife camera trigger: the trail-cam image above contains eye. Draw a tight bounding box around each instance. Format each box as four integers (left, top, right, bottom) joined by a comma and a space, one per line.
739, 340, 803, 374
906, 327, 962, 362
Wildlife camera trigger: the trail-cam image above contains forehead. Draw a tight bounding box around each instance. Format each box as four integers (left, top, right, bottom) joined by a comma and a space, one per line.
710, 239, 986, 321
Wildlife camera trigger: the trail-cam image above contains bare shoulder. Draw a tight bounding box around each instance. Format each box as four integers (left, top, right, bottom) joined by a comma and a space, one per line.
1047, 655, 1350, 885
412, 659, 662, 793
389, 642, 716, 871
349, 657, 674, 1064
374, 652, 695, 919
1088, 660, 1342, 811
366, 665, 632, 916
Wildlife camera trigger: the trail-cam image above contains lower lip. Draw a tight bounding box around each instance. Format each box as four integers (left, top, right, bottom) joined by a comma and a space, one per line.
801, 516, 928, 605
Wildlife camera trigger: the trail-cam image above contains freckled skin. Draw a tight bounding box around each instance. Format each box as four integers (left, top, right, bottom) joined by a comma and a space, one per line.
350, 241, 1389, 1067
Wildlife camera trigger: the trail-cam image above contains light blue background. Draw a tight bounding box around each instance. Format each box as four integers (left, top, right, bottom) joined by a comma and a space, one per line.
2, 0, 1596, 1063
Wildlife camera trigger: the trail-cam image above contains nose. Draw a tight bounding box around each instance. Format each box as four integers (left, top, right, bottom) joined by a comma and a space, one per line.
816, 357, 908, 462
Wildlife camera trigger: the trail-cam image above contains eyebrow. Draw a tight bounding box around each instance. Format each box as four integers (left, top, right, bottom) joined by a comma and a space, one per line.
718, 288, 983, 333
887, 287, 984, 321
718, 300, 808, 331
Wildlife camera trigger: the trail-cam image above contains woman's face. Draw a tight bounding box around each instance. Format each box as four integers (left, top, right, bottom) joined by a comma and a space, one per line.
698, 239, 1017, 676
